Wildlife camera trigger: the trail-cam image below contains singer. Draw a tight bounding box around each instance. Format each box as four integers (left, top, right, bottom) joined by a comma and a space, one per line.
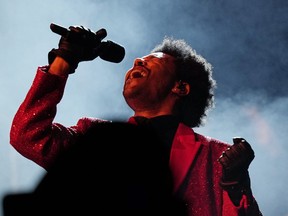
7, 23, 262, 215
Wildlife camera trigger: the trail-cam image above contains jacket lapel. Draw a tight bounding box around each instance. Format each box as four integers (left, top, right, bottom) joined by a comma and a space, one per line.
169, 123, 202, 193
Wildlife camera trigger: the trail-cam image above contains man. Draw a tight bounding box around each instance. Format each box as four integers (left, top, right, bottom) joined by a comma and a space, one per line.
8, 25, 262, 215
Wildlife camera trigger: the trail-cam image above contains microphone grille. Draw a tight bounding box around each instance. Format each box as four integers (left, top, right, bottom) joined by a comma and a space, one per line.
99, 40, 125, 63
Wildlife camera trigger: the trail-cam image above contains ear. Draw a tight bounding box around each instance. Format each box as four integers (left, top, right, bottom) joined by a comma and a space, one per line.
171, 81, 190, 96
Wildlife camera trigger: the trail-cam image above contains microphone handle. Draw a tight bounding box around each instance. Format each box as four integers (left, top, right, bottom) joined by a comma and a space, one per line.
50, 23, 69, 37
50, 23, 107, 41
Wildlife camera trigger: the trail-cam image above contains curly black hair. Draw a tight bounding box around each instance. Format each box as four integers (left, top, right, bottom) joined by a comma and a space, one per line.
150, 36, 216, 127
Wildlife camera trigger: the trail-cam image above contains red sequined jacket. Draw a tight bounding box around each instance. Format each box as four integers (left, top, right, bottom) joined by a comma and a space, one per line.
10, 66, 262, 216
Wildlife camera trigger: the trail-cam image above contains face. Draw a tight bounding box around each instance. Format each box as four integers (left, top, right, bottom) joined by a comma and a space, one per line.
123, 52, 177, 111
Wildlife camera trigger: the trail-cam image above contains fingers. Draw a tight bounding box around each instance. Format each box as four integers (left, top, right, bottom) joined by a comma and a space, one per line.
218, 148, 235, 170
66, 26, 106, 48
232, 138, 255, 162
218, 137, 255, 171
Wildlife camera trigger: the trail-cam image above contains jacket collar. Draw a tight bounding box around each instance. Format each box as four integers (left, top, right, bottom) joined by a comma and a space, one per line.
169, 123, 202, 193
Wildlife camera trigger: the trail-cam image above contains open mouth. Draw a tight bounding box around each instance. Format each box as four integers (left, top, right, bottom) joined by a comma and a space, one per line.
127, 68, 148, 81
130, 70, 147, 78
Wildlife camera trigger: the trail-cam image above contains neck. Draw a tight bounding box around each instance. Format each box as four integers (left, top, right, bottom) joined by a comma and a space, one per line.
133, 110, 174, 119
130, 97, 178, 119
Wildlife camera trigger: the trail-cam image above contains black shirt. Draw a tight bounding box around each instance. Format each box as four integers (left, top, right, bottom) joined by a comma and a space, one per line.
133, 115, 180, 164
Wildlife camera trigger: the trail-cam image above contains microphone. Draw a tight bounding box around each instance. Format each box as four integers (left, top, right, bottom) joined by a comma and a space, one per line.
97, 40, 125, 63
50, 23, 125, 63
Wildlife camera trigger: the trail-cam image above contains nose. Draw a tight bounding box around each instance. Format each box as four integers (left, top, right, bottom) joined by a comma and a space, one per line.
134, 58, 146, 66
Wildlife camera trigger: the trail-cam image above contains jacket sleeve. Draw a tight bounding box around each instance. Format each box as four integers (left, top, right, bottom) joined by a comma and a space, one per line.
10, 66, 78, 170
217, 143, 263, 216
222, 190, 263, 216
198, 134, 263, 216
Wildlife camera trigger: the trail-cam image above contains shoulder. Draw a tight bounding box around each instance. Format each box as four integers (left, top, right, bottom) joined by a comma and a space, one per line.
195, 132, 231, 150
74, 117, 111, 134
195, 133, 233, 162
77, 117, 111, 124
177, 124, 231, 149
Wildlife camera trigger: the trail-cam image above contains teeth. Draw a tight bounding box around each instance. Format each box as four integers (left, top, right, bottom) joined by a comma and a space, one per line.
131, 70, 146, 78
